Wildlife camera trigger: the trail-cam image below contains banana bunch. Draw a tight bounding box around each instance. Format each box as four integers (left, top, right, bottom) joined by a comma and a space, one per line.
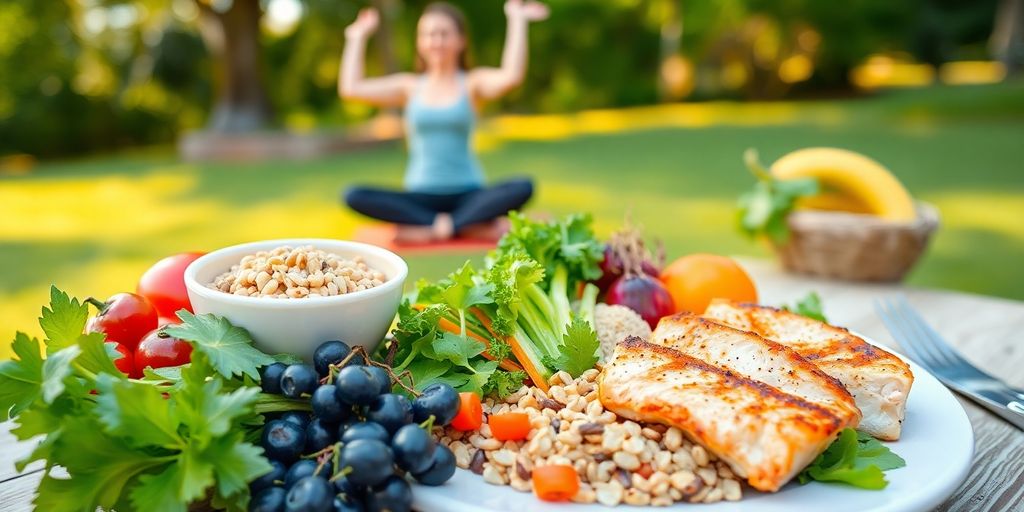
770, 148, 917, 221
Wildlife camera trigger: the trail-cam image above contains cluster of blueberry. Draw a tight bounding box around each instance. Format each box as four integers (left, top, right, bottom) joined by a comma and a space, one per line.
249, 341, 459, 512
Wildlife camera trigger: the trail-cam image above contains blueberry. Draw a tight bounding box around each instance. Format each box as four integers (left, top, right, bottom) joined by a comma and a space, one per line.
311, 385, 350, 423
285, 459, 333, 489
249, 486, 286, 512
412, 444, 456, 486
313, 340, 351, 377
284, 476, 333, 512
391, 424, 436, 474
335, 366, 383, 406
336, 417, 360, 440
332, 494, 365, 512
339, 439, 394, 487
366, 394, 413, 436
333, 475, 365, 499
365, 475, 412, 512
365, 366, 392, 395
250, 459, 287, 492
411, 382, 460, 426
279, 411, 311, 430
305, 417, 338, 453
340, 422, 390, 444
261, 420, 306, 464
260, 363, 288, 394
280, 364, 318, 398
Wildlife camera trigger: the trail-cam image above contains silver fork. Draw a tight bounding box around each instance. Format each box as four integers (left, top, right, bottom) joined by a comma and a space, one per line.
876, 296, 1024, 431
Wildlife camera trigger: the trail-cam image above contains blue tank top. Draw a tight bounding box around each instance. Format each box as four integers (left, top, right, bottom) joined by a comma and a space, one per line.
404, 73, 485, 194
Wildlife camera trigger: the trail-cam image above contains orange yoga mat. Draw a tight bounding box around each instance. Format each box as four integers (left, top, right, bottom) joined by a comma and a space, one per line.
353, 225, 497, 254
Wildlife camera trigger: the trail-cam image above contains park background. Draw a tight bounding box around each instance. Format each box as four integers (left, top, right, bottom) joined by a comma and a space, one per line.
1, 0, 1023, 359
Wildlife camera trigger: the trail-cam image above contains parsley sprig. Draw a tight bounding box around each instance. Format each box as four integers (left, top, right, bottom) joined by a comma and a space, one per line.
0, 286, 303, 512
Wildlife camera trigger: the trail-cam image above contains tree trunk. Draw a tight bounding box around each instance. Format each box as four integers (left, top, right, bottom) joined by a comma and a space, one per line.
990, 0, 1024, 75
195, 0, 274, 133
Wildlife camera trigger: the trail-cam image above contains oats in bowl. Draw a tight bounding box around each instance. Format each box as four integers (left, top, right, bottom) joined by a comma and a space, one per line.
208, 245, 387, 298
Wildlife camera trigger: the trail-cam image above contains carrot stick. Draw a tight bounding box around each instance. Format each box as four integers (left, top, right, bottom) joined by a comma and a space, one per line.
470, 308, 550, 393
413, 304, 523, 373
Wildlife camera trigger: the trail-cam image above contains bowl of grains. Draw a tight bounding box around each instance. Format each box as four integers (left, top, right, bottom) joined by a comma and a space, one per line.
183, 239, 407, 358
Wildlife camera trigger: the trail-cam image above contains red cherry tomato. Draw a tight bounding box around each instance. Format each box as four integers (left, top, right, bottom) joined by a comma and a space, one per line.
135, 329, 193, 375
137, 252, 204, 319
108, 342, 137, 378
157, 315, 182, 327
86, 293, 158, 351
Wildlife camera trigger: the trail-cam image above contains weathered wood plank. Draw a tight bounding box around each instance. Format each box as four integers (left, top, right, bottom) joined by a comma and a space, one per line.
0, 469, 38, 512
0, 421, 42, 484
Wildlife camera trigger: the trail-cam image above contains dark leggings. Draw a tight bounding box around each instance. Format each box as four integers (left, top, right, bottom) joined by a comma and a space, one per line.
344, 178, 533, 232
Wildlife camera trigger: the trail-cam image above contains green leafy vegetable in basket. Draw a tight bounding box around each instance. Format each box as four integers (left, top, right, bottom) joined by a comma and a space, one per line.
737, 148, 819, 244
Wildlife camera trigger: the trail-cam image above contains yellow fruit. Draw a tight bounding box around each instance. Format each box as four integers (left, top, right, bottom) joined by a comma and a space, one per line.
770, 147, 917, 221
796, 192, 873, 214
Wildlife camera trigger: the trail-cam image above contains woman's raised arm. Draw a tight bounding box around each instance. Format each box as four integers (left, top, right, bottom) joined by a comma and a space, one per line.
469, 0, 549, 102
339, 8, 414, 107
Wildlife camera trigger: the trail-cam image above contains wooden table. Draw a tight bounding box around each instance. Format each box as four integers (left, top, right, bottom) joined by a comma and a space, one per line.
1, 259, 1022, 511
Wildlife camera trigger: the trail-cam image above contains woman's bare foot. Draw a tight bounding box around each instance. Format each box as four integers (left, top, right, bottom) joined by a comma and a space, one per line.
393, 225, 436, 244
432, 213, 455, 241
457, 216, 510, 241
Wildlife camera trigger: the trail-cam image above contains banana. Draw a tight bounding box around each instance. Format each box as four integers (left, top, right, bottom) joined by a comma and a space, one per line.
770, 147, 917, 221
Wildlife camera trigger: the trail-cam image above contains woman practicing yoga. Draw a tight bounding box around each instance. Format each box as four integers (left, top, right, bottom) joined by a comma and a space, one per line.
340, 1, 548, 242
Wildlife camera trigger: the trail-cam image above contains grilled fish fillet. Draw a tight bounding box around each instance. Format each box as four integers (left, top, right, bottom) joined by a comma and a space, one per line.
599, 337, 853, 492
704, 300, 913, 440
651, 314, 862, 429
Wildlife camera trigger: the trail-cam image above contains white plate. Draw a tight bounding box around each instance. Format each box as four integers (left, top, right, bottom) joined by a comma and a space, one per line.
413, 336, 974, 512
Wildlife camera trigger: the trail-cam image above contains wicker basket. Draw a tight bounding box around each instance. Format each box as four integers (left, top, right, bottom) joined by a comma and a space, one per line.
772, 202, 940, 282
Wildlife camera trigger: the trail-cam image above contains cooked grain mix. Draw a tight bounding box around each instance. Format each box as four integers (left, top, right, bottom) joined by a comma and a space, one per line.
208, 245, 386, 298
437, 370, 743, 506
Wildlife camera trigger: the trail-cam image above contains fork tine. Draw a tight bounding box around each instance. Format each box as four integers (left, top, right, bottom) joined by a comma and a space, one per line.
875, 299, 936, 370
891, 297, 962, 368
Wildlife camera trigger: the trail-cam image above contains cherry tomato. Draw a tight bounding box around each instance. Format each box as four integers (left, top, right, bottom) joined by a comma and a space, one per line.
135, 328, 193, 375
107, 342, 137, 378
86, 293, 158, 351
157, 315, 182, 327
137, 252, 204, 319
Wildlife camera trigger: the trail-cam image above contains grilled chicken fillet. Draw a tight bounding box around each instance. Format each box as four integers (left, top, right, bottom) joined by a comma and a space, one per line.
650, 314, 862, 429
704, 300, 913, 440
599, 337, 854, 492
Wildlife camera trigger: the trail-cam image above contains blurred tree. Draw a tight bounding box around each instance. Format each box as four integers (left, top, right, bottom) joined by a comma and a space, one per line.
195, 0, 274, 132
0, 0, 1009, 158
990, 0, 1024, 73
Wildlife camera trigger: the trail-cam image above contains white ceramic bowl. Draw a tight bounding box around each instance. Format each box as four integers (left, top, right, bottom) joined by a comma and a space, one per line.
183, 238, 408, 359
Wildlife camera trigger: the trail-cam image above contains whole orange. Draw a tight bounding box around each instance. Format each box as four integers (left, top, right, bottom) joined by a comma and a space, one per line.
659, 254, 758, 314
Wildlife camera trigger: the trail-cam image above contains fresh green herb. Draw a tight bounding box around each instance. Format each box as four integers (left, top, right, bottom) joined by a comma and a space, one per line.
798, 428, 906, 489
783, 291, 828, 322
737, 148, 819, 244
391, 213, 605, 397
164, 311, 298, 380
483, 369, 528, 398
3, 287, 303, 512
390, 300, 507, 397
542, 317, 600, 378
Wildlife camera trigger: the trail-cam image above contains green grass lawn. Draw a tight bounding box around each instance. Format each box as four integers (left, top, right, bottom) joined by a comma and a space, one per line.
2, 83, 1023, 358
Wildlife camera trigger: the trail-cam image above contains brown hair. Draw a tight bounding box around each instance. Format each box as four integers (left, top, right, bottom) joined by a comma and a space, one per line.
416, 2, 471, 71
